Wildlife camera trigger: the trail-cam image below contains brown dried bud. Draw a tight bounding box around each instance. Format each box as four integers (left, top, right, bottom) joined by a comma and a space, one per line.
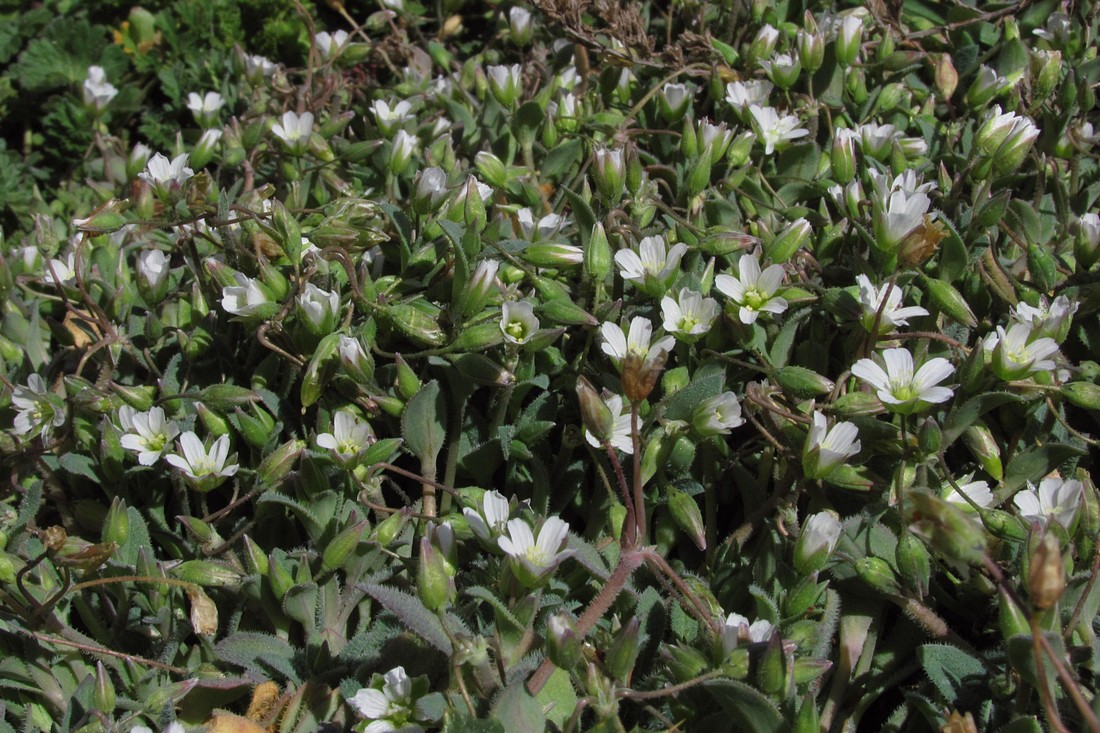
622, 348, 668, 403
1027, 531, 1065, 610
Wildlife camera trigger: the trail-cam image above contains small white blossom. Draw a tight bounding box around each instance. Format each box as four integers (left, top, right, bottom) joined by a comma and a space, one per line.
516, 208, 567, 242
315, 30, 350, 60
244, 54, 277, 82
722, 612, 775, 652
508, 6, 533, 44
584, 394, 633, 454
185, 91, 224, 125
272, 111, 314, 153
1011, 296, 1078, 341
348, 666, 425, 732
298, 283, 341, 334
600, 316, 674, 367
793, 511, 843, 574
804, 411, 860, 477
855, 275, 928, 333
498, 516, 572, 583
851, 348, 954, 413
370, 99, 414, 137
11, 374, 65, 441
749, 105, 809, 154
983, 323, 1060, 381
221, 273, 274, 319
661, 288, 719, 338
500, 301, 539, 345
316, 412, 374, 464
137, 249, 170, 294
874, 188, 931, 251
857, 122, 902, 160
714, 253, 788, 324
1013, 476, 1083, 529
83, 66, 118, 109
725, 80, 774, 115
43, 253, 77, 286
139, 153, 194, 190
943, 476, 994, 510
118, 406, 180, 465
165, 432, 239, 491
463, 490, 511, 542
614, 235, 687, 292
693, 392, 745, 436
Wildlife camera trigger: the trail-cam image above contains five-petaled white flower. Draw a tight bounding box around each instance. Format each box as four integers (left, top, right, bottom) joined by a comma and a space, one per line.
11, 374, 66, 442
316, 411, 374, 464
498, 515, 572, 586
1011, 295, 1078, 341
516, 208, 568, 242
315, 30, 350, 60
1013, 476, 1083, 530
370, 99, 413, 137
584, 394, 634, 454
600, 316, 674, 368
139, 153, 194, 192
43, 253, 77, 286
463, 490, 511, 542
221, 273, 275, 319
793, 511, 843, 574
983, 323, 1060, 381
692, 392, 745, 436
486, 64, 522, 107
661, 288, 719, 338
297, 283, 341, 334
873, 188, 931, 252
83, 66, 118, 110
714, 253, 788, 324
725, 80, 773, 115
500, 301, 539, 345
165, 432, 239, 492
803, 411, 860, 478
749, 104, 809, 154
722, 612, 775, 653
851, 348, 955, 414
272, 111, 315, 154
186, 91, 224, 125
348, 666, 431, 733
614, 235, 688, 295
855, 275, 928, 333
118, 406, 180, 466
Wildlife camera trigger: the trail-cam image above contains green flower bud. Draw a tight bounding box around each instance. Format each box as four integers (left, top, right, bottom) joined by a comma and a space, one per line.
793, 512, 842, 574
756, 631, 788, 696
101, 496, 129, 553
592, 146, 625, 205
242, 534, 269, 575
666, 486, 706, 550
766, 217, 811, 264
605, 617, 641, 683
909, 492, 988, 569
546, 612, 582, 670
855, 556, 901, 595
576, 377, 613, 444
172, 559, 243, 587
922, 276, 978, 328
962, 423, 1003, 481
775, 365, 835, 399
256, 439, 304, 489
835, 15, 863, 66
585, 223, 612, 283
322, 519, 369, 573
93, 662, 115, 714
797, 13, 824, 72
895, 532, 931, 597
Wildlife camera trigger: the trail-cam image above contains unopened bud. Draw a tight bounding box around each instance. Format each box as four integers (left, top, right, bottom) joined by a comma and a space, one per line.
1027, 531, 1065, 610
667, 487, 706, 550
546, 612, 582, 669
962, 423, 1003, 481
577, 377, 613, 442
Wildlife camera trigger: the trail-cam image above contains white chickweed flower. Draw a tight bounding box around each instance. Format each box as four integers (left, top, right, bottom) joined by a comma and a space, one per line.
855, 274, 928, 333
165, 432, 239, 492
692, 392, 745, 436
83, 66, 118, 110
851, 348, 955, 414
584, 394, 634, 454
271, 111, 315, 154
498, 516, 572, 587
463, 490, 511, 542
600, 316, 674, 368
661, 287, 719, 339
315, 411, 374, 465
614, 235, 688, 295
714, 253, 788, 324
500, 301, 539, 345
186, 91, 224, 126
118, 406, 180, 466
749, 105, 809, 155
11, 374, 66, 442
1013, 476, 1083, 530
803, 411, 860, 479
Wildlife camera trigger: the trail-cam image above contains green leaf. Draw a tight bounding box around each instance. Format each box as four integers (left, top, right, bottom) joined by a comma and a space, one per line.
535, 668, 578, 729
1003, 443, 1084, 494
492, 681, 546, 732
361, 582, 452, 654
942, 392, 1025, 445
918, 643, 986, 703
560, 186, 596, 250
703, 679, 785, 733
512, 100, 544, 149
401, 380, 447, 468
214, 632, 300, 684
56, 453, 99, 482
660, 362, 726, 422
541, 139, 583, 179
442, 711, 505, 733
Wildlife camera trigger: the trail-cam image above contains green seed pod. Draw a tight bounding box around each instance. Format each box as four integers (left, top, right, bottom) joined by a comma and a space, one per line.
1060, 382, 1100, 410
267, 553, 295, 599
172, 559, 243, 587
605, 617, 641, 683
783, 576, 824, 618
1027, 245, 1057, 293
101, 496, 129, 548
99, 417, 125, 481
322, 519, 369, 574
855, 556, 901, 595
300, 332, 342, 408
666, 486, 706, 550
449, 353, 514, 386
895, 532, 931, 597
93, 661, 116, 714
546, 612, 582, 670
918, 417, 942, 455
664, 644, 710, 682
234, 405, 276, 448
1027, 531, 1065, 610
680, 115, 698, 159
256, 439, 304, 489
539, 298, 598, 327
417, 536, 455, 611
386, 302, 447, 347
963, 423, 1003, 481
451, 320, 505, 351
980, 508, 1028, 543
833, 391, 883, 417
196, 402, 232, 438
577, 377, 613, 444
373, 510, 407, 547
775, 366, 835, 399
242, 535, 269, 575
922, 276, 977, 328
393, 353, 422, 401
756, 631, 787, 696
998, 588, 1030, 639
795, 693, 820, 733
177, 515, 217, 547
585, 223, 612, 284
111, 383, 157, 411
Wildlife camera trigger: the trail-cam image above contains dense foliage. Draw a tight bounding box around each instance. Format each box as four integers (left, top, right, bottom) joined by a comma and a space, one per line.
1, 0, 1100, 731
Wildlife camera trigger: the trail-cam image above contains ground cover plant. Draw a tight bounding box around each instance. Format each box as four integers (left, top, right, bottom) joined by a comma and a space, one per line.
1, 0, 1099, 730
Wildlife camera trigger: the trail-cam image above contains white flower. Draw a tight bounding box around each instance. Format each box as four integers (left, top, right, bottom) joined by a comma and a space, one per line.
244, 54, 277, 82
11, 374, 65, 441
983, 323, 1060, 381
221, 273, 274, 319
868, 169, 936, 201
1014, 476, 1083, 529
692, 392, 745, 436
486, 64, 522, 107
165, 432, 239, 491
316, 412, 374, 463
1011, 296, 1078, 341
272, 111, 314, 153
600, 316, 674, 367
508, 6, 533, 44
186, 91, 224, 124
463, 490, 510, 541
297, 282, 340, 333
804, 411, 860, 477
855, 275, 928, 333
758, 52, 801, 88
137, 249, 170, 294
316, 30, 350, 60
370, 99, 413, 137
500, 301, 539, 344
857, 122, 901, 160
722, 612, 775, 652
584, 394, 633, 453
793, 511, 843, 574
118, 406, 179, 466
714, 253, 788, 324
614, 235, 687, 292
83, 66, 118, 109
661, 288, 719, 337
851, 348, 955, 413
43, 253, 77, 286
725, 80, 773, 113
139, 153, 194, 189
516, 208, 567, 242
943, 476, 994, 510
498, 516, 572, 581
749, 105, 809, 154
348, 666, 419, 731
873, 188, 930, 251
